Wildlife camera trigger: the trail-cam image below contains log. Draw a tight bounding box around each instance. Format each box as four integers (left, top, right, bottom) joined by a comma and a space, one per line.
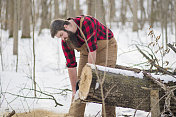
78, 63, 176, 114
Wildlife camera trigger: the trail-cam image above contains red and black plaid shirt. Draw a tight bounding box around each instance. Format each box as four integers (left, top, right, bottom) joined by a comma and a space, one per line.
62, 15, 114, 68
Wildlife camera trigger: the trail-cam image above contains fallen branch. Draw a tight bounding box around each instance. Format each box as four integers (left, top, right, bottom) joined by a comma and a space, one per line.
3, 88, 64, 107
6, 110, 15, 117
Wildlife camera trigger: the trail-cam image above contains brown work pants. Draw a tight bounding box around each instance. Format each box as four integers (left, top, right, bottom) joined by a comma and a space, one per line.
68, 37, 117, 117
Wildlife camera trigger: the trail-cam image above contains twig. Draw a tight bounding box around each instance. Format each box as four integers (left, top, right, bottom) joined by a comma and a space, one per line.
136, 45, 176, 78
4, 88, 63, 107
167, 43, 176, 53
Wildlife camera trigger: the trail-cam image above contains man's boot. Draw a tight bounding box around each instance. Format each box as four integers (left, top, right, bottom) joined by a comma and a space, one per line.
102, 104, 116, 117
68, 99, 86, 117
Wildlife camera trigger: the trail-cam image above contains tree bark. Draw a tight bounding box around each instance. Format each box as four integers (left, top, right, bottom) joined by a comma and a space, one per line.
78, 64, 176, 113
21, 0, 31, 38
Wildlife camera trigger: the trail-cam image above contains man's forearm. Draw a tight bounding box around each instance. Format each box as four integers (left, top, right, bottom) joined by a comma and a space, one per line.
88, 50, 96, 64
68, 67, 78, 94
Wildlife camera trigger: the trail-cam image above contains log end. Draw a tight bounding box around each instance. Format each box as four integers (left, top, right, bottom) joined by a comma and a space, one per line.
79, 64, 92, 100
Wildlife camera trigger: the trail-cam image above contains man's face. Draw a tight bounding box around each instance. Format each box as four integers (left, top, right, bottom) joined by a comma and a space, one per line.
55, 30, 69, 41
55, 30, 79, 48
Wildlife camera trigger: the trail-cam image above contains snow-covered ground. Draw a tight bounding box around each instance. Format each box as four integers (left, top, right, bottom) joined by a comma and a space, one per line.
0, 23, 176, 117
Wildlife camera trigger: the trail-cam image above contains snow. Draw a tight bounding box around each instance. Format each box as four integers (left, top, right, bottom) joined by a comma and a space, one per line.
0, 23, 176, 117
87, 63, 144, 79
87, 63, 176, 83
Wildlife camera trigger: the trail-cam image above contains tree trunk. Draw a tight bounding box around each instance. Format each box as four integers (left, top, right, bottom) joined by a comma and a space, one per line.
66, 0, 74, 18
38, 0, 49, 35
96, 0, 106, 25
150, 0, 154, 27
5, 0, 9, 30
13, 0, 18, 55
54, 0, 60, 19
9, 0, 14, 38
21, 0, 31, 38
120, 0, 127, 25
132, 0, 138, 32
78, 64, 176, 114
175, 0, 176, 42
139, 0, 146, 30
87, 0, 95, 17
109, 0, 116, 28
75, 0, 80, 16
163, 0, 169, 49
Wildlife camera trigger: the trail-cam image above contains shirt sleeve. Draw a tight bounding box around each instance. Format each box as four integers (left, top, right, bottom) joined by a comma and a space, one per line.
62, 40, 77, 68
82, 16, 97, 52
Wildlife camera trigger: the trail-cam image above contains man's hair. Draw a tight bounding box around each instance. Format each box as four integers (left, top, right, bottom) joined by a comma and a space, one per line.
50, 19, 70, 38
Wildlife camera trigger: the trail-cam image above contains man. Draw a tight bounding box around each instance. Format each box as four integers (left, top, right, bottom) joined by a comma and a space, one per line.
50, 15, 117, 117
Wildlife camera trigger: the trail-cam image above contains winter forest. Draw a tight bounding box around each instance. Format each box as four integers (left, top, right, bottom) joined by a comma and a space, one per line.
0, 0, 176, 117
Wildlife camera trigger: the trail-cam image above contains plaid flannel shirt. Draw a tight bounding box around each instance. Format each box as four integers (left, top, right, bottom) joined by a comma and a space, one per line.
62, 15, 114, 68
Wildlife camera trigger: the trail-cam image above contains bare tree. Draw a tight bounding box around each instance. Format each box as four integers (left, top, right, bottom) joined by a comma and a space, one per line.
38, 0, 49, 35
5, 0, 9, 30
139, 0, 146, 29
132, 0, 138, 32
175, 0, 176, 42
87, 0, 95, 17
54, 0, 60, 19
109, 0, 116, 27
120, 0, 127, 25
21, 0, 31, 38
66, 0, 74, 18
96, 0, 106, 25
75, 0, 80, 16
13, 0, 20, 72
8, 0, 14, 37
150, 0, 155, 27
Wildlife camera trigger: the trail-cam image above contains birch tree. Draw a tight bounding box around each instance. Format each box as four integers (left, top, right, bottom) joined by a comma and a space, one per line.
21, 0, 31, 38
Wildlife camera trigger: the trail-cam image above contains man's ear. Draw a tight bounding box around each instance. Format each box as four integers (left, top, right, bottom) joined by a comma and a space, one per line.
64, 25, 69, 30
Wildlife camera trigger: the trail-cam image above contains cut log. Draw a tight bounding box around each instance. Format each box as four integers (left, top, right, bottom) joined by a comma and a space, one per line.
78, 63, 176, 114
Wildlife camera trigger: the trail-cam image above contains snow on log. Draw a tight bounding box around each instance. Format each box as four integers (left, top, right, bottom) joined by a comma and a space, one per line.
78, 63, 176, 113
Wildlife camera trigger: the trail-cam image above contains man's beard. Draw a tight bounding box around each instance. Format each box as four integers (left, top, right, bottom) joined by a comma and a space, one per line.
64, 30, 80, 50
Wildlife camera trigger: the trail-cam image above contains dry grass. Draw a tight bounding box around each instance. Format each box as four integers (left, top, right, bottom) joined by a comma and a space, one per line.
12, 109, 67, 117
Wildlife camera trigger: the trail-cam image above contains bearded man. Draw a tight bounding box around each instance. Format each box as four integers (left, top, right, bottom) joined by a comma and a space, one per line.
50, 15, 117, 117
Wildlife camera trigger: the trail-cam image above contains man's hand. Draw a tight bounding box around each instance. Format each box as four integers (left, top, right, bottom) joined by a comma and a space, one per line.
68, 67, 78, 99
